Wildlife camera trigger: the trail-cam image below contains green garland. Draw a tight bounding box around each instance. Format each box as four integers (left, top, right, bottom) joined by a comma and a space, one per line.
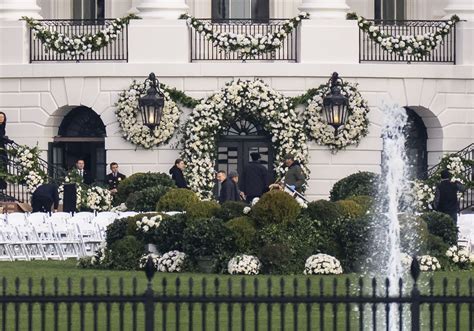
347, 12, 459, 58
23, 14, 139, 58
160, 84, 200, 109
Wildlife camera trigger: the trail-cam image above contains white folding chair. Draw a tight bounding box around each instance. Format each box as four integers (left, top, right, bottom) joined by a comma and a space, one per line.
0, 224, 13, 261
26, 212, 48, 226
51, 221, 82, 259
75, 222, 103, 256
14, 225, 44, 260
72, 212, 94, 222
6, 213, 27, 226
48, 212, 72, 223
0, 224, 29, 261
33, 222, 62, 260
93, 212, 118, 240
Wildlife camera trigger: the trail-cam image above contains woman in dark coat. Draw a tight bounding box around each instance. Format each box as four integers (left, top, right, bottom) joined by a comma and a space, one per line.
169, 158, 188, 188
0, 112, 8, 190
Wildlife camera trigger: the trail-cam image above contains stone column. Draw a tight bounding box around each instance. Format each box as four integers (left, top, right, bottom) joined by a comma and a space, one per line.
444, 0, 474, 21
298, 0, 350, 19
135, 0, 188, 19
0, 0, 42, 20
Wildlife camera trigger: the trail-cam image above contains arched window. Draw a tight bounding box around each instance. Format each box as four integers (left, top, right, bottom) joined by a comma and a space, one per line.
404, 107, 428, 179
58, 106, 106, 137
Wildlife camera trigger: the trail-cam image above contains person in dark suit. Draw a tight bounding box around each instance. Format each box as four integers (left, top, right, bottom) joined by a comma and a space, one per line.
169, 158, 188, 189
31, 183, 59, 213
240, 152, 268, 203
433, 169, 465, 225
217, 170, 240, 204
106, 162, 126, 194
0, 112, 10, 190
74, 159, 93, 185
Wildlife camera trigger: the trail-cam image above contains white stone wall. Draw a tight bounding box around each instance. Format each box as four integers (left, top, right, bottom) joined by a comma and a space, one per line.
1, 65, 472, 200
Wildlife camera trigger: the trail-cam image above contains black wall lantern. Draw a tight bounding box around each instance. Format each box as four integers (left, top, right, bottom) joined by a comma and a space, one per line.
138, 72, 165, 130
323, 72, 349, 135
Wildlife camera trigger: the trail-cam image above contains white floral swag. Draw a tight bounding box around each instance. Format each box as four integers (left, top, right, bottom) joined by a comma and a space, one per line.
182, 79, 309, 198
116, 80, 181, 149
304, 81, 370, 152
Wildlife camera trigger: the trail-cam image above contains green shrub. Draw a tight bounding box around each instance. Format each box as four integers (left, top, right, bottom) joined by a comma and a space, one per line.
109, 236, 144, 270
426, 234, 450, 268
215, 201, 247, 221
153, 214, 188, 253
419, 211, 457, 246
186, 201, 220, 220
336, 200, 365, 219
347, 195, 374, 212
258, 243, 292, 274
329, 171, 379, 201
105, 213, 158, 247
182, 218, 236, 258
125, 185, 169, 212
157, 188, 200, 211
286, 216, 323, 271
115, 172, 175, 205
251, 190, 301, 227
302, 200, 343, 224
226, 216, 257, 253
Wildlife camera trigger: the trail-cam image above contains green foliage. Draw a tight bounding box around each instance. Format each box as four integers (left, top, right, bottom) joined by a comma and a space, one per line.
226, 216, 257, 253
109, 236, 144, 270
105, 213, 158, 247
186, 201, 220, 220
251, 190, 301, 227
76, 256, 93, 269
215, 201, 247, 221
182, 218, 236, 258
419, 212, 457, 246
302, 200, 343, 224
347, 195, 374, 213
286, 216, 323, 271
153, 214, 188, 253
336, 200, 365, 219
115, 172, 175, 205
426, 234, 450, 268
258, 243, 292, 274
399, 213, 429, 254
157, 188, 200, 212
329, 171, 379, 201
161, 83, 199, 109
125, 185, 170, 212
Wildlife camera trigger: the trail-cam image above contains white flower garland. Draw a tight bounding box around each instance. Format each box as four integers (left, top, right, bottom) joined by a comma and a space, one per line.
227, 254, 261, 275
86, 186, 113, 211
181, 79, 309, 198
304, 254, 343, 275
181, 13, 309, 59
412, 180, 435, 211
23, 14, 138, 58
305, 82, 370, 152
9, 145, 47, 193
350, 13, 459, 58
116, 81, 181, 149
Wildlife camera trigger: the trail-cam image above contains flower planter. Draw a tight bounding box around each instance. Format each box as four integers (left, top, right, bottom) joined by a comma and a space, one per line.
196, 256, 214, 273
145, 244, 158, 254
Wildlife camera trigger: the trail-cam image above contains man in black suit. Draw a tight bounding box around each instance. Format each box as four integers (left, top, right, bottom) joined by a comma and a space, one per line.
240, 152, 268, 203
217, 170, 240, 204
106, 162, 126, 194
74, 159, 93, 185
433, 169, 465, 225
31, 183, 59, 213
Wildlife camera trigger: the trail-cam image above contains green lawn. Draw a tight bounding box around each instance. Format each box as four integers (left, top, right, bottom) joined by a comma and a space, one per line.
0, 260, 472, 330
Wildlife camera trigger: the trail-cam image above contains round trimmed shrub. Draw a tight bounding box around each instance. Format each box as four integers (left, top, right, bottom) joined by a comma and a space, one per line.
125, 185, 169, 212
426, 234, 450, 267
226, 216, 257, 253
258, 243, 292, 274
215, 201, 247, 221
302, 200, 343, 224
419, 211, 457, 246
251, 190, 301, 227
115, 172, 175, 205
336, 200, 365, 219
399, 213, 429, 254
347, 195, 374, 212
157, 188, 200, 212
329, 171, 379, 201
109, 236, 144, 270
186, 201, 220, 220
153, 214, 188, 253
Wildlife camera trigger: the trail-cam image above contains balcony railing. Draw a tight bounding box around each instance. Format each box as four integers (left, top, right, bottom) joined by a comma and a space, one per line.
189, 19, 298, 62
29, 19, 128, 63
359, 20, 456, 64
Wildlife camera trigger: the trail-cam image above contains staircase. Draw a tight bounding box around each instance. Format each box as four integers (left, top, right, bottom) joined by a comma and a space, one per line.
0, 138, 67, 204
426, 143, 474, 212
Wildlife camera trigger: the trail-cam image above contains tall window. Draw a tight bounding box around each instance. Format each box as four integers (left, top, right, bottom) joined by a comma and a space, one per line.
374, 0, 405, 20
212, 0, 269, 21
73, 0, 105, 19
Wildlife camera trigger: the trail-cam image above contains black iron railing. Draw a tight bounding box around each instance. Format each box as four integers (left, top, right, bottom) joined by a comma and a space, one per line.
0, 260, 472, 330
29, 19, 129, 63
359, 20, 456, 64
189, 19, 298, 62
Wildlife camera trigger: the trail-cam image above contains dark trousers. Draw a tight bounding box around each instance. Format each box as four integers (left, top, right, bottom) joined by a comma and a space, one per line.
31, 195, 53, 213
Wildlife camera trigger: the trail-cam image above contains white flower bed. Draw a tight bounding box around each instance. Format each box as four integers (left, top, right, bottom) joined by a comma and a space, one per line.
116, 80, 181, 149
157, 251, 187, 273
305, 81, 370, 152
303, 254, 343, 275
182, 79, 309, 198
139, 253, 161, 269
227, 254, 261, 275
417, 255, 441, 272
86, 186, 113, 211
136, 215, 162, 233
446, 245, 473, 268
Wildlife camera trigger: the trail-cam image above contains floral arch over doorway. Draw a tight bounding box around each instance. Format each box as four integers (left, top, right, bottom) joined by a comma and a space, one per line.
181, 79, 309, 198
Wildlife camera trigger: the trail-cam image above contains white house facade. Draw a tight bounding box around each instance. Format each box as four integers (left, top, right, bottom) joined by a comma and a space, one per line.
0, 0, 473, 201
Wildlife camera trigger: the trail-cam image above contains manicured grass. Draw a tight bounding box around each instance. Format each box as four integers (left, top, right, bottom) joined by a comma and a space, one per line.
0, 260, 472, 330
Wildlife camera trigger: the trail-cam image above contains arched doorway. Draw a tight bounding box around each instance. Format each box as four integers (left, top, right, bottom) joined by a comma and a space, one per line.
217, 117, 274, 188
48, 106, 106, 184
404, 107, 428, 179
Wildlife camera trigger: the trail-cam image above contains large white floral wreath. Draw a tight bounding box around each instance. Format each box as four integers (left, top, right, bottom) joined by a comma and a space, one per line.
116, 81, 181, 149
304, 81, 370, 152
181, 13, 309, 59
181, 79, 309, 198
